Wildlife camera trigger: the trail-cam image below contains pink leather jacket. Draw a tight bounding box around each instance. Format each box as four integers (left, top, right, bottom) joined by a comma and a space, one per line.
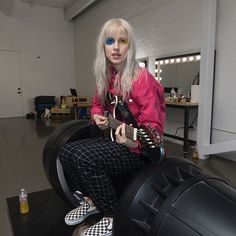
90, 68, 166, 154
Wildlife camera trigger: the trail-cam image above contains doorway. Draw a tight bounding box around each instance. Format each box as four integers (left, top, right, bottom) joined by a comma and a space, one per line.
0, 50, 23, 118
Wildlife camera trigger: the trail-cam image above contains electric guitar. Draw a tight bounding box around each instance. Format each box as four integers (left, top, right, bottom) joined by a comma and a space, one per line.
108, 115, 165, 163
106, 94, 165, 162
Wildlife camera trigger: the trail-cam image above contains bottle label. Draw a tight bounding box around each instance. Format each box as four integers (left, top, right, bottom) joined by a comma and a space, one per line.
19, 195, 27, 202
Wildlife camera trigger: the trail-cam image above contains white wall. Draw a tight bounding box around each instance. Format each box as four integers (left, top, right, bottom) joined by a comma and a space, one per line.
210, 0, 236, 159
73, 0, 202, 140
0, 0, 75, 114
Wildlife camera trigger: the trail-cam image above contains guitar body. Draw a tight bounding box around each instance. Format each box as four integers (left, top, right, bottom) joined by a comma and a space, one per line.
142, 143, 165, 163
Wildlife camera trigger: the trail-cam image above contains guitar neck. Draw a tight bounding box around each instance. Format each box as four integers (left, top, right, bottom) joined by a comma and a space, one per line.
108, 116, 137, 141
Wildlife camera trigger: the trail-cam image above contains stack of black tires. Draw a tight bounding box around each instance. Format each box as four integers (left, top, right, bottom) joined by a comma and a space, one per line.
43, 120, 236, 236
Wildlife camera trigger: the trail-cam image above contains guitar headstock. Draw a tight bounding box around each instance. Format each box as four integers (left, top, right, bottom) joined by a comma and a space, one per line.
138, 124, 163, 148
138, 125, 165, 162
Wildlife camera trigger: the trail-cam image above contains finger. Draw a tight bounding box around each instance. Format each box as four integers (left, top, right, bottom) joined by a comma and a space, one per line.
115, 124, 122, 136
100, 117, 108, 125
98, 115, 107, 121
94, 116, 108, 125
121, 123, 126, 137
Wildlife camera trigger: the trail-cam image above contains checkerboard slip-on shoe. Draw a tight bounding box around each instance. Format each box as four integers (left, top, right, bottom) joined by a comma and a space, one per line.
81, 217, 113, 236
65, 201, 100, 226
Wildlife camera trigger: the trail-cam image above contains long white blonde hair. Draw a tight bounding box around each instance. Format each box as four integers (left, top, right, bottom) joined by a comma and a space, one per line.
94, 18, 139, 104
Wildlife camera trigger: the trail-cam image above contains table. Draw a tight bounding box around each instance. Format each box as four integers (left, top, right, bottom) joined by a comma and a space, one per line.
7, 189, 77, 236
165, 98, 198, 157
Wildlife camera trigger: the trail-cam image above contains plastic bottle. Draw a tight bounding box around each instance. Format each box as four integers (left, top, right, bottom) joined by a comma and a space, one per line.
192, 145, 199, 160
170, 88, 176, 98
19, 188, 29, 214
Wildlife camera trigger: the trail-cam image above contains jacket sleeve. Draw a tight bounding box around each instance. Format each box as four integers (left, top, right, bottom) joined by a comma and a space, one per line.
90, 91, 104, 117
132, 69, 166, 136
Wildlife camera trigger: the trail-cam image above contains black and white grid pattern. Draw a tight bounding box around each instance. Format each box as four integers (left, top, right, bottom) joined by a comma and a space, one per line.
59, 137, 149, 215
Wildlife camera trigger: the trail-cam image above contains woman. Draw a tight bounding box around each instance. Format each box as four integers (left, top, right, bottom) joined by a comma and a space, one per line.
59, 18, 165, 236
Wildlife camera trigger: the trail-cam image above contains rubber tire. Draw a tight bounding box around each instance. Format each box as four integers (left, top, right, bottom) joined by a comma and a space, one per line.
43, 119, 102, 206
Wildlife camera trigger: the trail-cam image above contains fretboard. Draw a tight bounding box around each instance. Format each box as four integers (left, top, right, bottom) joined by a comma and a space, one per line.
108, 116, 137, 141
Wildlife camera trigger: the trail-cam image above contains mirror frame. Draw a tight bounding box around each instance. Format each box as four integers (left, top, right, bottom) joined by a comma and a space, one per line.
155, 52, 201, 81
138, 57, 149, 68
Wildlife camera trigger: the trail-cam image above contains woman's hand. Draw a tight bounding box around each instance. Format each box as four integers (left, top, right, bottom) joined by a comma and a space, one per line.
93, 114, 109, 130
115, 123, 138, 148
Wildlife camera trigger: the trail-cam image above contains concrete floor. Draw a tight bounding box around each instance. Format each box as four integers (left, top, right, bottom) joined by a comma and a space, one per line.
0, 117, 236, 236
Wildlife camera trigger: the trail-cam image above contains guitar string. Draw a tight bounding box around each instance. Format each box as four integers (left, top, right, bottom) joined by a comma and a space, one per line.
109, 117, 161, 145
109, 117, 134, 135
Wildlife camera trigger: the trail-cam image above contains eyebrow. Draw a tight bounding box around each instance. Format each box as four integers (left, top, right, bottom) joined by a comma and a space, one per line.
105, 36, 128, 40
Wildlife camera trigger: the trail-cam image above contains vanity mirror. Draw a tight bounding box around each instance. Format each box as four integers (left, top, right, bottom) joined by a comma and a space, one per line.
138, 58, 148, 68
155, 52, 201, 95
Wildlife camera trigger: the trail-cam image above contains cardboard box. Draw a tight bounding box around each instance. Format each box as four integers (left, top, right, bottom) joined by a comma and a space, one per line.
51, 107, 71, 114
51, 107, 72, 120
60, 96, 90, 108
65, 96, 74, 107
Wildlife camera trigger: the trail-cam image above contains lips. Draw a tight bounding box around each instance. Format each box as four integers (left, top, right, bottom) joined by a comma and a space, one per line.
112, 53, 121, 57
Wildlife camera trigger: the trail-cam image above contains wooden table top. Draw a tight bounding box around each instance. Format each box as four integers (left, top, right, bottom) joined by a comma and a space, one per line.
165, 98, 198, 107
73, 102, 91, 107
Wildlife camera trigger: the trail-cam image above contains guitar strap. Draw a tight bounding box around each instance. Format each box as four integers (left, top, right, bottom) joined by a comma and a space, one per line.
106, 92, 138, 128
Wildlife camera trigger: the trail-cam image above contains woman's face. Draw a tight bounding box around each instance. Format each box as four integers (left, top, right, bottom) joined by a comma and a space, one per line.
104, 30, 129, 69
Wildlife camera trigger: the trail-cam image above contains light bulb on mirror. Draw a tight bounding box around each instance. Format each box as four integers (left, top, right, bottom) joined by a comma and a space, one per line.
139, 62, 146, 68
176, 58, 181, 63
189, 56, 194, 61
196, 55, 201, 60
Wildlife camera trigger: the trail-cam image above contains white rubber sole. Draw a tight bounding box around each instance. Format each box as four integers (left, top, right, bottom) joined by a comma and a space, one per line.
65, 209, 100, 226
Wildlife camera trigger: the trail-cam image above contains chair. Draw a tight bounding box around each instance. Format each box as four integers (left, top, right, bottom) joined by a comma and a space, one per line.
70, 88, 78, 97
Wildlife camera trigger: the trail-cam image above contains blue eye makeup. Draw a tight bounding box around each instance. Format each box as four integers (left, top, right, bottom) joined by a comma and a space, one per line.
105, 37, 115, 45
105, 37, 129, 46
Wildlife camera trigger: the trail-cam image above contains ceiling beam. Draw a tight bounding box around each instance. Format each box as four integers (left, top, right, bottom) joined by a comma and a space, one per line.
0, 0, 16, 16
64, 0, 103, 21
21, 0, 37, 7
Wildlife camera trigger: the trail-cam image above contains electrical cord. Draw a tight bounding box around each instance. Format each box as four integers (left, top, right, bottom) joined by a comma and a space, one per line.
189, 113, 198, 128
174, 113, 198, 136
175, 126, 184, 136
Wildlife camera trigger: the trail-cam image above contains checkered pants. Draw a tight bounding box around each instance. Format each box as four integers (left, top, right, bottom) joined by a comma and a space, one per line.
59, 137, 149, 216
